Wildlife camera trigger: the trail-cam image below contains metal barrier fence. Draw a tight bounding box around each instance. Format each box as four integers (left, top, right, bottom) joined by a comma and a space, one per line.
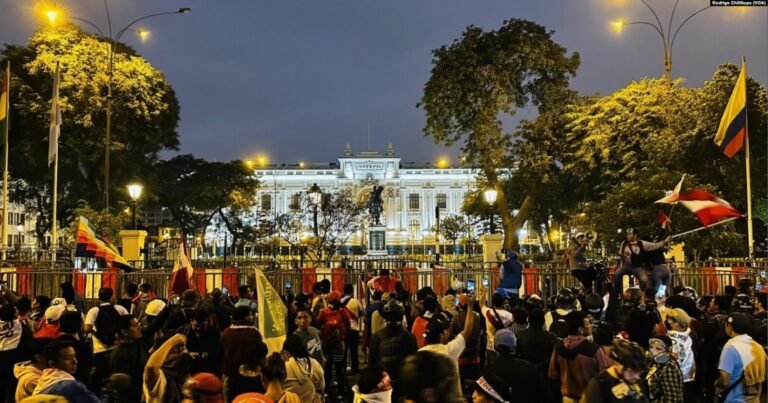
1, 262, 763, 310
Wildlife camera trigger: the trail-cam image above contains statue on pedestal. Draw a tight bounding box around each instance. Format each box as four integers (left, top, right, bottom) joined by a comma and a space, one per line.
367, 186, 384, 226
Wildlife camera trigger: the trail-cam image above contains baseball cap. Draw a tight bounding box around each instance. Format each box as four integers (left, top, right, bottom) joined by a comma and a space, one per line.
727, 312, 751, 333
327, 291, 341, 304
188, 372, 223, 403
145, 299, 166, 317
44, 305, 65, 322
493, 328, 517, 353
51, 297, 67, 307
666, 308, 691, 327
475, 370, 512, 402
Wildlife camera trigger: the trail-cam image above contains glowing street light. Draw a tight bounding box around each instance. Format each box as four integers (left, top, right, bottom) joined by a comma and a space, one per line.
127, 177, 143, 229
137, 28, 150, 42
484, 187, 498, 234
46, 9, 59, 24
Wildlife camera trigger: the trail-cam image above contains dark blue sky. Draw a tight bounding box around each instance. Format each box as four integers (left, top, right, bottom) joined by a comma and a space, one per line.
2, 0, 766, 164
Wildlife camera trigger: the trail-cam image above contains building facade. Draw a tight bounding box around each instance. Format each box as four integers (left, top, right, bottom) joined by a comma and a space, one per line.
251, 144, 480, 253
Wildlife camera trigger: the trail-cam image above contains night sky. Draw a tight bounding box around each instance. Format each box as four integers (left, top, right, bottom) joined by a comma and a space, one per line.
1, 0, 766, 165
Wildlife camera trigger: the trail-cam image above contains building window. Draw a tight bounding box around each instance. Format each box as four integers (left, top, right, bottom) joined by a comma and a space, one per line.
436, 193, 447, 209
7, 235, 11, 245
408, 194, 420, 210
261, 194, 272, 211
289, 194, 301, 211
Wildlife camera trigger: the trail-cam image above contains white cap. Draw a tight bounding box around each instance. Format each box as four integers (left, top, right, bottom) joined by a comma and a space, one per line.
51, 297, 67, 306
45, 305, 65, 322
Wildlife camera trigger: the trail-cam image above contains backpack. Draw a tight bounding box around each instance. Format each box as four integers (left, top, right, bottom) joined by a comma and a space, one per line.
378, 330, 409, 375
622, 241, 649, 268
486, 308, 507, 331
549, 311, 569, 339
94, 304, 120, 347
320, 309, 346, 345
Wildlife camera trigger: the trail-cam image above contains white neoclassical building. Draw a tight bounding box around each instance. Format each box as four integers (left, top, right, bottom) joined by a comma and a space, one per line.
251, 144, 480, 254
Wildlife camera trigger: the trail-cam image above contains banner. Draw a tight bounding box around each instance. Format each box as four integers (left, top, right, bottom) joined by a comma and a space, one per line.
255, 268, 287, 354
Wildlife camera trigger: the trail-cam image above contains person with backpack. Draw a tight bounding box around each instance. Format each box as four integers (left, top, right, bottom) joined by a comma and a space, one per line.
479, 289, 513, 365
546, 288, 577, 339
646, 335, 684, 403
715, 313, 767, 403
581, 339, 650, 403
315, 291, 350, 401
368, 299, 416, 399
84, 287, 128, 396
614, 228, 669, 293
411, 296, 438, 349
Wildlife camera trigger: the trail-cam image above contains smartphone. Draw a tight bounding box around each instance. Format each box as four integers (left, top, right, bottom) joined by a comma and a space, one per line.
481, 278, 489, 288
222, 286, 229, 295
285, 280, 292, 291
756, 284, 764, 292
467, 280, 476, 293
655, 284, 667, 299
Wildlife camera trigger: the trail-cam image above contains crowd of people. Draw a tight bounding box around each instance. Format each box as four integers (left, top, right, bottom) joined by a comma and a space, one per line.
0, 251, 766, 403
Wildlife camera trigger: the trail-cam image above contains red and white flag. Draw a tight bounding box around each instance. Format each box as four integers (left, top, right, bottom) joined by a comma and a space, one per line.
169, 240, 195, 297
678, 189, 741, 227
655, 175, 685, 204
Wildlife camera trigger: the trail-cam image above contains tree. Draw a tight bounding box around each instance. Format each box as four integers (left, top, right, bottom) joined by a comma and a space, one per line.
274, 190, 367, 267
2, 25, 180, 245
419, 19, 580, 250
565, 65, 767, 258
151, 155, 258, 241
440, 215, 467, 254
66, 201, 128, 249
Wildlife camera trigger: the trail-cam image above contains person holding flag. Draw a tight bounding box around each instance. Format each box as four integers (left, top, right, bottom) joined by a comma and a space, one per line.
648, 212, 673, 297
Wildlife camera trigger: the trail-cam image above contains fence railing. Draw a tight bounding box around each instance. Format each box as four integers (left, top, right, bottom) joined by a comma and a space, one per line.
1, 261, 764, 310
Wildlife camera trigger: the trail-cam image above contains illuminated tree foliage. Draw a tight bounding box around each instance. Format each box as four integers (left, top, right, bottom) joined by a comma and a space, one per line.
1, 24, 179, 245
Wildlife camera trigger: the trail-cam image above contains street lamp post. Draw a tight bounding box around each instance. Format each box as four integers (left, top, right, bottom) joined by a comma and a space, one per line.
611, 0, 711, 81
484, 188, 498, 234
308, 183, 322, 237
126, 177, 143, 229
46, 3, 191, 209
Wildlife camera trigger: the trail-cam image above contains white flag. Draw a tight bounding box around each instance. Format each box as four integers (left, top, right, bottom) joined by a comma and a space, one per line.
48, 63, 61, 167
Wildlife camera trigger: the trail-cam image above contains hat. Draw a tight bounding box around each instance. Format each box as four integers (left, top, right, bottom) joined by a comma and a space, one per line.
666, 308, 691, 327
493, 328, 517, 353
441, 295, 455, 310
649, 335, 674, 350
51, 297, 67, 307
44, 305, 65, 322
475, 371, 512, 402
145, 299, 166, 317
727, 312, 751, 333
188, 372, 223, 403
327, 291, 341, 304
233, 393, 273, 403
506, 251, 518, 260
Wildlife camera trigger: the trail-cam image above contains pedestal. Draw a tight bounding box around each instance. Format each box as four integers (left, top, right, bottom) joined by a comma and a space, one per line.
367, 225, 387, 256
481, 234, 504, 265
119, 230, 148, 265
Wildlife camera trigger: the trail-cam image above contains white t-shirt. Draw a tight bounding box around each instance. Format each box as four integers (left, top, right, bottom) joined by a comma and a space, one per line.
480, 306, 514, 351
669, 328, 696, 382
419, 334, 466, 395
85, 303, 129, 354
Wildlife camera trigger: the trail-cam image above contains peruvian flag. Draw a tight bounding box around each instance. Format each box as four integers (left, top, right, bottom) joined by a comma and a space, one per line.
655, 175, 685, 204
678, 189, 742, 227
169, 239, 195, 297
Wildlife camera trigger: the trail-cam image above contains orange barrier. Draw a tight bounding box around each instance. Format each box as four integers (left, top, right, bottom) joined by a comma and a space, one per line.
193, 268, 208, 296
434, 267, 449, 296
331, 267, 346, 293
301, 267, 317, 294
523, 266, 540, 296
223, 267, 239, 295
16, 266, 33, 296
701, 266, 720, 295
402, 267, 418, 294
101, 268, 118, 290
72, 269, 86, 296
491, 266, 500, 291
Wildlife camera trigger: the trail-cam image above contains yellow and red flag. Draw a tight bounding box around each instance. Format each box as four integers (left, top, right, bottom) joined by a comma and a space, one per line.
75, 216, 133, 270
169, 239, 195, 297
0, 62, 9, 143
713, 61, 747, 158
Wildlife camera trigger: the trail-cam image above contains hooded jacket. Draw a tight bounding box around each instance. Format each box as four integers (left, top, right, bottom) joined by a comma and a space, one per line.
499, 254, 522, 290
33, 368, 100, 403
548, 335, 609, 399
14, 361, 43, 401
284, 357, 325, 403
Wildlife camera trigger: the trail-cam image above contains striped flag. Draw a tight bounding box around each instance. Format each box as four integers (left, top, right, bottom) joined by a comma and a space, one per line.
48, 63, 62, 167
678, 189, 742, 227
169, 239, 195, 297
655, 175, 685, 204
75, 216, 133, 270
255, 268, 287, 354
713, 61, 747, 158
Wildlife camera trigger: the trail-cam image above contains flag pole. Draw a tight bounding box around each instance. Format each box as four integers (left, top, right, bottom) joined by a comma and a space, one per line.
743, 57, 754, 259
670, 217, 740, 239
1, 62, 10, 261
51, 146, 58, 268
49, 63, 60, 269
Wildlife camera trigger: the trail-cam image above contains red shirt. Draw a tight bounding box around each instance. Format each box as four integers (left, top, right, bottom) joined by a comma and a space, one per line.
411, 316, 429, 349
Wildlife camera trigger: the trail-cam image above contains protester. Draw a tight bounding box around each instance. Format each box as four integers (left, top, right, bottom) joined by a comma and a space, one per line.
14, 338, 50, 402
581, 339, 650, 403
646, 335, 684, 403
400, 351, 463, 403
715, 313, 767, 403
143, 333, 190, 403
282, 334, 324, 403
316, 291, 350, 400
224, 338, 268, 402
260, 353, 301, 403
368, 299, 416, 397
614, 228, 669, 292
479, 290, 513, 365
108, 315, 149, 402
33, 340, 100, 403
220, 306, 262, 379
352, 364, 392, 403
664, 308, 699, 401
341, 284, 363, 374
